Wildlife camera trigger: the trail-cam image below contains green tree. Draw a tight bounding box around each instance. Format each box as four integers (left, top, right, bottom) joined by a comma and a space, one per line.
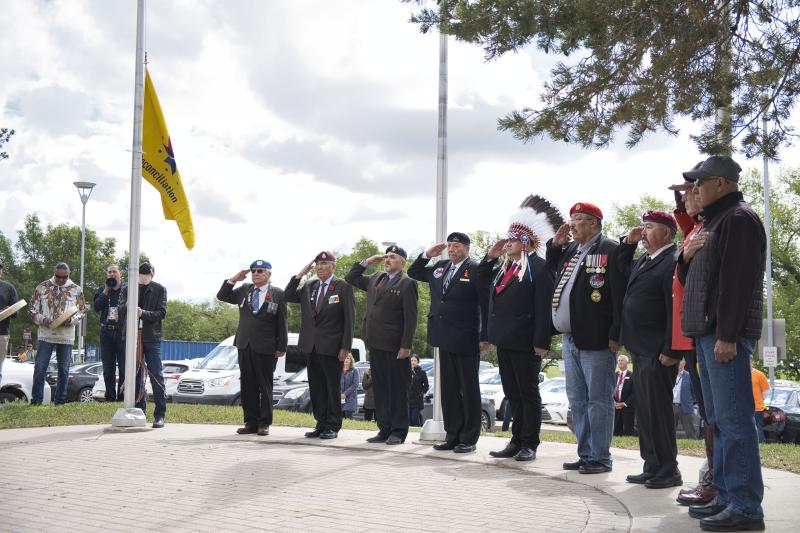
605, 195, 674, 244
0, 127, 14, 160
162, 300, 239, 342
405, 0, 800, 158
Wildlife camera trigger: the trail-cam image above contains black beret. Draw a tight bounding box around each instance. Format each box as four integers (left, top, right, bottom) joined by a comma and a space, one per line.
446, 232, 470, 245
385, 245, 407, 260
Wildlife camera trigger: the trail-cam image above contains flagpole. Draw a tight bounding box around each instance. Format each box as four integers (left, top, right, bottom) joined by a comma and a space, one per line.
112, 0, 147, 427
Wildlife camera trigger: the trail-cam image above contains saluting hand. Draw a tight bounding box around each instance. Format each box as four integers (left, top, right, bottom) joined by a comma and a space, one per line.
365, 254, 387, 266
425, 242, 447, 258
297, 260, 315, 278
230, 269, 249, 283
486, 238, 507, 260
553, 224, 571, 247
625, 226, 644, 244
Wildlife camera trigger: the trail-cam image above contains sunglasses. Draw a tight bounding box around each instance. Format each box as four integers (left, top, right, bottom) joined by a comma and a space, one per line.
250, 268, 267, 274
54, 275, 69, 280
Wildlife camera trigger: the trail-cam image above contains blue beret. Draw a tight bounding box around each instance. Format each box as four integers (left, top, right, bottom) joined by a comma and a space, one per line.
250, 260, 272, 270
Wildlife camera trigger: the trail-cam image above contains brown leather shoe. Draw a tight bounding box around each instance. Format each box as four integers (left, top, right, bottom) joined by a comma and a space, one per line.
236, 425, 258, 435
257, 425, 270, 436
676, 483, 717, 506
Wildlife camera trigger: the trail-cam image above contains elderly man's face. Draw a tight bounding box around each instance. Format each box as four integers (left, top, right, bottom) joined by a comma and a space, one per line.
641, 222, 673, 253
53, 267, 70, 286
315, 260, 334, 281
570, 215, 598, 244
250, 267, 271, 286
694, 176, 726, 208
617, 356, 628, 370
447, 242, 469, 264
683, 188, 702, 217
383, 253, 405, 273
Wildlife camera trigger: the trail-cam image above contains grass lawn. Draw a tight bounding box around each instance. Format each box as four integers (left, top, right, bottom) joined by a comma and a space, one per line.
2, 401, 799, 473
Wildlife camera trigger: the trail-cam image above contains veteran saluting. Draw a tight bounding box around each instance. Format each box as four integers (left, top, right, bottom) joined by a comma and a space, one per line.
409, 232, 485, 453
285, 252, 355, 440
346, 245, 418, 445
217, 260, 288, 436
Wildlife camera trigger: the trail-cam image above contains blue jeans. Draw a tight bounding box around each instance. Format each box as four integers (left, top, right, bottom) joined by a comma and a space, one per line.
696, 335, 763, 519
562, 334, 616, 467
32, 341, 72, 404
135, 341, 166, 419
100, 331, 125, 401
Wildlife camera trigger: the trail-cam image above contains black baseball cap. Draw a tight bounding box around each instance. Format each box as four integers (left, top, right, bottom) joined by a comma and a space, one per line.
682, 155, 742, 183
139, 262, 153, 275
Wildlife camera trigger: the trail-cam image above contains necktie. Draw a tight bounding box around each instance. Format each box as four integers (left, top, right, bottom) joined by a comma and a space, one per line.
638, 255, 651, 270
315, 281, 327, 312
495, 262, 519, 294
551, 252, 581, 308
615, 371, 625, 401
377, 274, 389, 289
251, 288, 261, 315
442, 264, 456, 292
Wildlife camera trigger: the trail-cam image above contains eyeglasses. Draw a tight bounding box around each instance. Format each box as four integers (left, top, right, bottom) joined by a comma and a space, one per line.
54, 275, 68, 280
250, 269, 267, 274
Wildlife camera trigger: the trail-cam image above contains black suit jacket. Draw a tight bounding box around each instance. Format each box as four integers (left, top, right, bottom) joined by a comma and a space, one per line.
546, 235, 624, 350
216, 280, 288, 355
345, 263, 418, 352
138, 281, 167, 342
477, 253, 554, 353
617, 241, 682, 359
614, 369, 635, 409
408, 254, 485, 356
284, 275, 355, 357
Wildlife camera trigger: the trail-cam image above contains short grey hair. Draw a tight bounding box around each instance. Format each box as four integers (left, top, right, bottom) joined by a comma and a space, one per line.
617, 354, 629, 363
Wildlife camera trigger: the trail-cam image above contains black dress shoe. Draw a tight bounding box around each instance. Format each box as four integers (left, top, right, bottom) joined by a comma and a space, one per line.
689, 502, 728, 519
237, 425, 258, 435
386, 435, 405, 445
433, 441, 457, 451
514, 447, 536, 461
453, 443, 476, 453
489, 443, 520, 458
305, 429, 322, 438
626, 472, 654, 484
699, 507, 765, 531
152, 418, 165, 429
366, 434, 389, 443
579, 461, 612, 474
563, 459, 587, 470
319, 430, 338, 439
645, 473, 683, 489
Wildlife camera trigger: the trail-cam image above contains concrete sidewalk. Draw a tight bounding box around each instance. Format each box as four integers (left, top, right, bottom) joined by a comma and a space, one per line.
0, 424, 795, 532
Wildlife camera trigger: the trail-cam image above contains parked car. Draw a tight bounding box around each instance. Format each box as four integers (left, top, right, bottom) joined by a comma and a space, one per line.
1, 359, 52, 404
421, 385, 496, 432
146, 359, 202, 401
540, 377, 569, 425
479, 370, 507, 419
45, 362, 103, 403
273, 367, 312, 412
763, 387, 800, 444
174, 334, 366, 406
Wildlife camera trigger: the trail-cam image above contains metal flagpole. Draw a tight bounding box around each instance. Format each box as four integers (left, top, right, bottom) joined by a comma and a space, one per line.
419, 3, 448, 443
112, 0, 147, 427
762, 110, 776, 388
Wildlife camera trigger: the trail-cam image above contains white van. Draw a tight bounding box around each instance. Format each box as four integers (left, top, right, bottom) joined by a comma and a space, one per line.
173, 333, 367, 406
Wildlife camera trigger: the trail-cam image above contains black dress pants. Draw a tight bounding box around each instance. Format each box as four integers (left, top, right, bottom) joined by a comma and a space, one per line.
439, 350, 482, 446
497, 348, 542, 450
238, 346, 278, 427
632, 353, 680, 478
614, 407, 636, 436
370, 348, 411, 439
308, 350, 344, 432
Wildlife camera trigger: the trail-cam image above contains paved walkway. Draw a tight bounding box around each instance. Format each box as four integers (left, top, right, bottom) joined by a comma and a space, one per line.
0, 424, 796, 532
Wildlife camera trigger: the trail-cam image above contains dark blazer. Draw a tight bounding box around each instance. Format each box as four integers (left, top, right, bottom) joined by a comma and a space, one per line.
93, 283, 128, 327
675, 370, 695, 413
617, 241, 682, 359
216, 280, 288, 355
408, 254, 486, 356
408, 366, 429, 408
546, 235, 624, 350
614, 369, 635, 408
477, 253, 554, 352
284, 275, 355, 357
138, 281, 167, 342
345, 263, 418, 352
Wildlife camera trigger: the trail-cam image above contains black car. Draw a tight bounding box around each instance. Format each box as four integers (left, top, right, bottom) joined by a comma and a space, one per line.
45, 362, 103, 403
763, 387, 800, 444
273, 368, 312, 412
421, 386, 496, 432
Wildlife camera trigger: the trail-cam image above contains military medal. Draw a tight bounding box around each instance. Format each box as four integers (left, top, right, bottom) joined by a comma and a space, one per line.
589, 274, 605, 288
591, 290, 602, 303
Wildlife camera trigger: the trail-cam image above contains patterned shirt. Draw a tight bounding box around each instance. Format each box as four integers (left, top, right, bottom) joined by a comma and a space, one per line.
29, 277, 86, 344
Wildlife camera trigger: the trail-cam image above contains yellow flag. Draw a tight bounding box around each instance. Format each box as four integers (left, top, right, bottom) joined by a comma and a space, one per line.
141, 69, 195, 250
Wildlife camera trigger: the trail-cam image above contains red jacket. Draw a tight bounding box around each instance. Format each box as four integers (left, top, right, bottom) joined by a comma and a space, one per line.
672, 210, 698, 350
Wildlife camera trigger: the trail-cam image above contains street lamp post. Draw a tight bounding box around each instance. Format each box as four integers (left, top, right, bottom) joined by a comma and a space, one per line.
73, 181, 96, 363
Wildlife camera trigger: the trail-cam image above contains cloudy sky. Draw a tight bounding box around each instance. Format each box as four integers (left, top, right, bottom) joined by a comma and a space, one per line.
1, 0, 798, 302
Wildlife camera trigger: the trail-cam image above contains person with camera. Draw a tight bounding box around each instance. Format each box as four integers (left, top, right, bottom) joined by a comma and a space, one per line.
93, 264, 127, 401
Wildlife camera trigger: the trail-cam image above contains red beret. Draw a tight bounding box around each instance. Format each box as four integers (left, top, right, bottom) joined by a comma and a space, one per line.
569, 202, 603, 220
314, 251, 336, 263
642, 210, 677, 231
